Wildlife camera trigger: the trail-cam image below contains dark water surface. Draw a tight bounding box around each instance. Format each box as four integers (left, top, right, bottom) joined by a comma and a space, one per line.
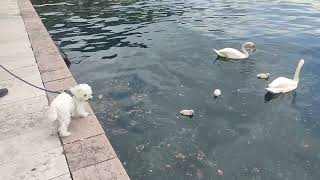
33, 0, 320, 179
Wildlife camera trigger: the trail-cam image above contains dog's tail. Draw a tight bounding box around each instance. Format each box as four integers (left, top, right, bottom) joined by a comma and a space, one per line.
48, 106, 58, 122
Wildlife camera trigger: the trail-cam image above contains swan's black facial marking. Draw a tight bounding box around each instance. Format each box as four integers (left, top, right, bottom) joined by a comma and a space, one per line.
250, 44, 256, 52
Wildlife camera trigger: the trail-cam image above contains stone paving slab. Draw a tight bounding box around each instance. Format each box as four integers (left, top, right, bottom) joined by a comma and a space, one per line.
0, 108, 49, 141
51, 173, 72, 180
0, 38, 33, 58
38, 60, 69, 73
0, 16, 29, 44
72, 158, 130, 180
0, 147, 69, 180
64, 134, 117, 171
0, 74, 45, 105
44, 77, 77, 94
0, 64, 39, 81
0, 76, 45, 105
0, 128, 61, 166
41, 68, 73, 83
61, 115, 105, 145
0, 56, 36, 70
0, 0, 19, 16
0, 95, 48, 119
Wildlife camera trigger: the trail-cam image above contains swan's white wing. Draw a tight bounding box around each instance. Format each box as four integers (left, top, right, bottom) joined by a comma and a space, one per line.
213, 49, 226, 57
266, 77, 298, 93
268, 77, 293, 88
216, 48, 247, 59
265, 87, 283, 94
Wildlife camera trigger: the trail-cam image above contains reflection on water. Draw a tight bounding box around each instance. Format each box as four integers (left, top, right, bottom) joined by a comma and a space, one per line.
264, 91, 297, 104
33, 0, 320, 179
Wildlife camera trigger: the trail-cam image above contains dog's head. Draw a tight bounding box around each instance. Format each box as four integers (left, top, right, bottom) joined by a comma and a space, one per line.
70, 84, 93, 101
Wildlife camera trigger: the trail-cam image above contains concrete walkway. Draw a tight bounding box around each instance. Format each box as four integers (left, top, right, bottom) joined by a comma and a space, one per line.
0, 0, 71, 179
0, 0, 129, 179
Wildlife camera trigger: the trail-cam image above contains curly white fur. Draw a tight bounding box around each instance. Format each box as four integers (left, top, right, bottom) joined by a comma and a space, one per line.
48, 84, 93, 137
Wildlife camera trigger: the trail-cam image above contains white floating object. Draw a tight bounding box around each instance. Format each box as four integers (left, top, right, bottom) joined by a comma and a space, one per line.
217, 169, 224, 176
257, 73, 270, 79
180, 110, 194, 116
98, 94, 103, 99
213, 42, 256, 59
266, 59, 304, 94
213, 89, 221, 97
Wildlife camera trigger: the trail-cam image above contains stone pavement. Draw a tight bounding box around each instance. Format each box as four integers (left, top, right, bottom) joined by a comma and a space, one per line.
0, 0, 129, 179
0, 0, 70, 179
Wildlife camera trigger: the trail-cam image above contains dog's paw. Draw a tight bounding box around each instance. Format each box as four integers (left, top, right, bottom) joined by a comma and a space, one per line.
80, 112, 89, 118
61, 132, 71, 137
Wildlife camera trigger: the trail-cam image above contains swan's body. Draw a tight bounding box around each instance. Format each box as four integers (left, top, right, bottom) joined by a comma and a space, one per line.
266, 59, 304, 94
213, 42, 256, 59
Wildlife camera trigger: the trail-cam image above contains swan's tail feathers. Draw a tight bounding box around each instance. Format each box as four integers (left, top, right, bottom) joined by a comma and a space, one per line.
213, 49, 224, 57
48, 106, 58, 122
265, 87, 282, 94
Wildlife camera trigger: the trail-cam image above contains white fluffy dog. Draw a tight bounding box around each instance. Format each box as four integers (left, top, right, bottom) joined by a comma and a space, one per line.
48, 84, 93, 137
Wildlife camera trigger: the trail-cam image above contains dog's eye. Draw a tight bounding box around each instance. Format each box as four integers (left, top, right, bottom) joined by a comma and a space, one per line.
84, 94, 87, 97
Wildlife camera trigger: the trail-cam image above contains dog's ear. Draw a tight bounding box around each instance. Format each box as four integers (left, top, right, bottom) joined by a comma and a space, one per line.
70, 86, 82, 97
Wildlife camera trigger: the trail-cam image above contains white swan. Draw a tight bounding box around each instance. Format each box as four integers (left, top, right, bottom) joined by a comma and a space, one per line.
266, 59, 304, 94
213, 42, 256, 59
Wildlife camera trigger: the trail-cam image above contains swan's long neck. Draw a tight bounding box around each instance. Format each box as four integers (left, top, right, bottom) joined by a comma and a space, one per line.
241, 44, 249, 58
293, 59, 304, 81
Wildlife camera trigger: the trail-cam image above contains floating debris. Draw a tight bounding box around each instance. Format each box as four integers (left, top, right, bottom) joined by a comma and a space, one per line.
213, 89, 221, 97
98, 94, 103, 99
257, 73, 270, 79
252, 167, 260, 173
175, 153, 186, 159
136, 144, 145, 152
217, 169, 224, 176
180, 110, 194, 117
165, 164, 172, 168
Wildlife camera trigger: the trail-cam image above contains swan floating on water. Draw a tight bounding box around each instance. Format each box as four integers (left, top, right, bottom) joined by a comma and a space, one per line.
213, 42, 256, 59
266, 59, 304, 94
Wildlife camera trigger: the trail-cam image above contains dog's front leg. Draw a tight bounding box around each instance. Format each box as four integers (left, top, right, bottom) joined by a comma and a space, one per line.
76, 103, 89, 118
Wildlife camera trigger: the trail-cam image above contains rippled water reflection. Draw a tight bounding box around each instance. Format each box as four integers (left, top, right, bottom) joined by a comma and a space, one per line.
33, 0, 320, 179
